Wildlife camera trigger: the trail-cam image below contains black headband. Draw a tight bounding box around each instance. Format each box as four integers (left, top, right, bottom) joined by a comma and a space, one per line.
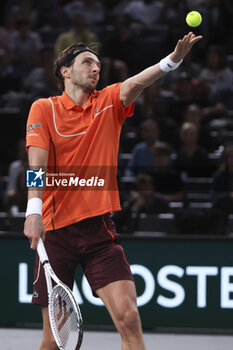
58, 48, 97, 69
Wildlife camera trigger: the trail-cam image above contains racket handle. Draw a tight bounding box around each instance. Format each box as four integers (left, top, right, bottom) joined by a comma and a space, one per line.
37, 237, 49, 264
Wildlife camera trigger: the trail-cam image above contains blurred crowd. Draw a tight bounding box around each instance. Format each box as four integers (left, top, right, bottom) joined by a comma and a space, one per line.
1, 0, 233, 235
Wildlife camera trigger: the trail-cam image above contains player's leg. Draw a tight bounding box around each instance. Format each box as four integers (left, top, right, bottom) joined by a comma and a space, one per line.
83, 214, 145, 349
96, 280, 146, 350
39, 307, 59, 350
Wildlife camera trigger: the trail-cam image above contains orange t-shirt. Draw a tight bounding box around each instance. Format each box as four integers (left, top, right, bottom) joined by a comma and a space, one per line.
26, 83, 134, 230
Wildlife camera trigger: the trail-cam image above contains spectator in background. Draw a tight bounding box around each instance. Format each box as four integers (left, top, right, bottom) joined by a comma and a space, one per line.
0, 48, 21, 95
13, 0, 38, 27
101, 0, 123, 14
160, 0, 187, 42
169, 72, 210, 122
133, 82, 180, 149
212, 143, 233, 198
102, 14, 137, 85
151, 142, 184, 202
183, 104, 213, 151
4, 166, 27, 215
9, 19, 43, 74
135, 82, 166, 120
124, 119, 159, 176
54, 13, 99, 57
160, 51, 201, 90
208, 82, 233, 111
0, 5, 22, 50
199, 46, 233, 96
0, 25, 11, 50
212, 143, 233, 232
130, 173, 170, 214
23, 47, 59, 99
173, 72, 209, 104
204, 46, 233, 111
0, 21, 13, 50
173, 122, 213, 178
201, 101, 228, 123
35, 0, 63, 29
112, 173, 170, 233
123, 0, 164, 26
5, 138, 27, 197
63, 0, 105, 26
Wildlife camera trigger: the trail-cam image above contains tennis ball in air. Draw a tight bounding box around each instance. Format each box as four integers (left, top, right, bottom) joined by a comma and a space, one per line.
186, 11, 202, 27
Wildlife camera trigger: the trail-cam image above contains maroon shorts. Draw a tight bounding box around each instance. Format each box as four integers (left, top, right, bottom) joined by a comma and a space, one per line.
32, 213, 134, 306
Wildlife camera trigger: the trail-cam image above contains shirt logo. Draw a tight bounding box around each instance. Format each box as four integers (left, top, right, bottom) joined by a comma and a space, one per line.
26, 168, 45, 188
94, 105, 114, 118
27, 123, 42, 133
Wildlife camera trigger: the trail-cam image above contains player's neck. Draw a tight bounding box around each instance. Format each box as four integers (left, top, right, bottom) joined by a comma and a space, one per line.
64, 85, 91, 108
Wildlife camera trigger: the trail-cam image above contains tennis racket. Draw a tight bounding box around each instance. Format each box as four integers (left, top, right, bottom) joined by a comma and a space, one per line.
37, 238, 83, 350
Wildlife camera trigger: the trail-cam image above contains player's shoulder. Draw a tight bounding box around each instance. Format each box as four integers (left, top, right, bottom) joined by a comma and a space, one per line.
32, 95, 60, 108
100, 83, 121, 93
97, 83, 121, 99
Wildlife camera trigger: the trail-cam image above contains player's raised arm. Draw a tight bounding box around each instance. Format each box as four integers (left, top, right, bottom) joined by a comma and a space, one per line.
24, 146, 48, 249
120, 32, 203, 108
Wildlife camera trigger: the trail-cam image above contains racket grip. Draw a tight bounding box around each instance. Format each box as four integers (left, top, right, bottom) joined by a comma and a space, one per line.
37, 238, 49, 264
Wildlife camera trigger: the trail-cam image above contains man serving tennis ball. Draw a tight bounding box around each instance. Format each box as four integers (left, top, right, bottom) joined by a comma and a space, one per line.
24, 31, 202, 350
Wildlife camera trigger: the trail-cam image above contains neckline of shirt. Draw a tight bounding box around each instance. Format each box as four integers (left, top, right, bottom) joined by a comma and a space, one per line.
60, 90, 98, 111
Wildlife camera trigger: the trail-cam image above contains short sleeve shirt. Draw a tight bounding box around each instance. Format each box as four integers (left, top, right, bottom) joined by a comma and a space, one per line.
26, 83, 134, 230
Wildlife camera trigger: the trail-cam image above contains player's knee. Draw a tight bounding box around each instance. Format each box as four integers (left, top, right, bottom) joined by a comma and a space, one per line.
117, 305, 141, 338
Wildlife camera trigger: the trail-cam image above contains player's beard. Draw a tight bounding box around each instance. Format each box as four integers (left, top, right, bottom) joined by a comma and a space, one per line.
82, 81, 95, 93
72, 74, 97, 93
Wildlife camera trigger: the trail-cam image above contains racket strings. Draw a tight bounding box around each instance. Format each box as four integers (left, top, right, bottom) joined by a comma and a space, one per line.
50, 285, 82, 350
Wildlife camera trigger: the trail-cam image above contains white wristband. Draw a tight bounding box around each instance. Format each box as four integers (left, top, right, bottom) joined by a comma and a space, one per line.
25, 198, 42, 217
159, 54, 183, 72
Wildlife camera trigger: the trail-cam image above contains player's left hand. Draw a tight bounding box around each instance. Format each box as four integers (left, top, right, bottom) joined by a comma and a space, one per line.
170, 32, 203, 63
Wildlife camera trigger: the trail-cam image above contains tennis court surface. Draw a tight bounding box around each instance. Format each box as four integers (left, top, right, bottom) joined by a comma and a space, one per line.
1, 328, 233, 350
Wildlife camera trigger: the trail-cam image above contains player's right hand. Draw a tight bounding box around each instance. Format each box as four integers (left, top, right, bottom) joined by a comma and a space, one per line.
24, 214, 46, 250
170, 32, 203, 63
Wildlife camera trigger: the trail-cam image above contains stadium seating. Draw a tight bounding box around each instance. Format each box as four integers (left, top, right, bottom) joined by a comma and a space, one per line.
135, 213, 175, 234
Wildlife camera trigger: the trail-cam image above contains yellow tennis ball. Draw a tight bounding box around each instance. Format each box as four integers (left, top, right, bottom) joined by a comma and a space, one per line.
186, 11, 202, 27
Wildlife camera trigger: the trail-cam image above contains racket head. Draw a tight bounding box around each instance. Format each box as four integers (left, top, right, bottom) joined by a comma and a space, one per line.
48, 284, 83, 350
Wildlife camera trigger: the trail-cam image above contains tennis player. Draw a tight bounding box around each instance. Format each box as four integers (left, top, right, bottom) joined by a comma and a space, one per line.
24, 32, 202, 350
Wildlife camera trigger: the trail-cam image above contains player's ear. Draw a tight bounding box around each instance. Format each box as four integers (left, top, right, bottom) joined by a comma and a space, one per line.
60, 66, 71, 79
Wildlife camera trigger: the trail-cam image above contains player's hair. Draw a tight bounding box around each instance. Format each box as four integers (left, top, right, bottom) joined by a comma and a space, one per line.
53, 42, 99, 91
